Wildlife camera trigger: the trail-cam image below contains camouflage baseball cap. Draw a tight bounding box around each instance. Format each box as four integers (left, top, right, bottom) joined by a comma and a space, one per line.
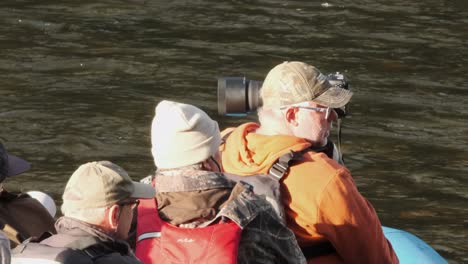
61, 161, 155, 211
261, 61, 353, 108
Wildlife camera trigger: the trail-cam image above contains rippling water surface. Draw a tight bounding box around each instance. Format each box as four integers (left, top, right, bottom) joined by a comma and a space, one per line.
1, 0, 467, 262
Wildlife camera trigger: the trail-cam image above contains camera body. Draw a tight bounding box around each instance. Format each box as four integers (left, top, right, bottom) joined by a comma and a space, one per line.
217, 72, 350, 118
326, 72, 350, 118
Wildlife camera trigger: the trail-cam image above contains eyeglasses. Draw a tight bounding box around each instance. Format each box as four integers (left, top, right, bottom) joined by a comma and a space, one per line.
280, 104, 332, 119
117, 199, 140, 209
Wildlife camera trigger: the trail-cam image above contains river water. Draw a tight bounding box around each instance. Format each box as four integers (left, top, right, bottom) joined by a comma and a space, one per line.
0, 0, 467, 262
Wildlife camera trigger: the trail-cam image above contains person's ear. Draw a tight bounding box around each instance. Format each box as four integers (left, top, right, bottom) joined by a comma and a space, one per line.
107, 204, 121, 230
202, 156, 222, 172
201, 159, 211, 171
210, 154, 222, 172
284, 107, 299, 126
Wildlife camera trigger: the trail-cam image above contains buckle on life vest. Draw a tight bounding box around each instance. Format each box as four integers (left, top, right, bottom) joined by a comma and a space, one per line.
268, 162, 288, 180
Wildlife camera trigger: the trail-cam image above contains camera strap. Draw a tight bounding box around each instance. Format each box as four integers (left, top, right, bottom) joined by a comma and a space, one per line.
268, 150, 302, 181
268, 141, 336, 181
267, 144, 338, 258
336, 118, 344, 165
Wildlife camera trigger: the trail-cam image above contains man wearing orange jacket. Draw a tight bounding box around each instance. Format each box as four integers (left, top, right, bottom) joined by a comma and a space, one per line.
220, 61, 398, 263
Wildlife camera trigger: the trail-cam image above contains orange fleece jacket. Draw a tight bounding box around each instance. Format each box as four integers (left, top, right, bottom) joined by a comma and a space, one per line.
220, 123, 398, 264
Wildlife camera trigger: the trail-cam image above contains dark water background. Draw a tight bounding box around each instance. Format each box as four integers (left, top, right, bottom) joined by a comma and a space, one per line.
1, 0, 467, 262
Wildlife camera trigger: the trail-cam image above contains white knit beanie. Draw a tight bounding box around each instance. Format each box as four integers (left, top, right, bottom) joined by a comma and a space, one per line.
151, 100, 222, 169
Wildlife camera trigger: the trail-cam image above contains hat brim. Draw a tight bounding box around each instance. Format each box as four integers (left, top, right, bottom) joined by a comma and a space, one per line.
6, 154, 30, 177
130, 181, 156, 199
313, 87, 353, 108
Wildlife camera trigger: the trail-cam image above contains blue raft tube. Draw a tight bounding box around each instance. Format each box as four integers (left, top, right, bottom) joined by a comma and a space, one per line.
383, 226, 447, 264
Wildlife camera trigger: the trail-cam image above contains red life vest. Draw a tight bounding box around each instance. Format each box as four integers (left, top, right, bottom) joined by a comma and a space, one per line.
135, 195, 242, 264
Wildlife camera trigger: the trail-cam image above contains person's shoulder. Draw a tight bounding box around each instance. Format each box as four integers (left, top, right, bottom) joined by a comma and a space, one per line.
285, 151, 353, 197
6, 193, 54, 217
242, 201, 296, 240
12, 240, 92, 264
292, 151, 350, 181
0, 192, 49, 217
303, 151, 347, 170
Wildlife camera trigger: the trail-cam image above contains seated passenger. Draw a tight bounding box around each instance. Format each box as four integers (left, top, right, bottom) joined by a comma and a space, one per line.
0, 143, 55, 248
12, 161, 155, 264
220, 61, 398, 263
135, 100, 306, 264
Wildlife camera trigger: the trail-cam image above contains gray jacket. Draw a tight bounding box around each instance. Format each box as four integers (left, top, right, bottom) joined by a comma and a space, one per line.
12, 217, 141, 264
150, 167, 306, 264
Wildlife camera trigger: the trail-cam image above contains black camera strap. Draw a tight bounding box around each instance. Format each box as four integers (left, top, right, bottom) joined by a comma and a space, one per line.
336, 118, 344, 164
268, 141, 335, 181
267, 143, 337, 258
268, 150, 303, 181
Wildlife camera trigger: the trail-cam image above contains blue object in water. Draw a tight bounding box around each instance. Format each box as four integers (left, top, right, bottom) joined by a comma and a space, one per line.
383, 227, 447, 264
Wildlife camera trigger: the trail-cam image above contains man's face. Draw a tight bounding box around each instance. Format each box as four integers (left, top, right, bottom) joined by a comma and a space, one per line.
292, 101, 337, 146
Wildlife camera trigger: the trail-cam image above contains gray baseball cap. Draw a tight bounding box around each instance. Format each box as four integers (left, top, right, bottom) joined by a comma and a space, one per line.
61, 161, 155, 211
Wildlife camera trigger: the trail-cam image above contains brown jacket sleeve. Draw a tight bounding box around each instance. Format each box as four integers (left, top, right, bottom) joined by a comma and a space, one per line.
0, 192, 56, 248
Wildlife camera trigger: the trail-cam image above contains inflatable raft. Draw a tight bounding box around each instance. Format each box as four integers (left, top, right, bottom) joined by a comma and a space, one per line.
383, 227, 447, 263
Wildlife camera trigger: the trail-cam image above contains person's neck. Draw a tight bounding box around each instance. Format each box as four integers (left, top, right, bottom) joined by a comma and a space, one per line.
61, 216, 118, 241
257, 126, 328, 148
315, 137, 328, 147
255, 124, 291, 136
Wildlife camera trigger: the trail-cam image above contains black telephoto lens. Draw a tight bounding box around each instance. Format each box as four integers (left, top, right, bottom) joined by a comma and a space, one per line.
217, 77, 263, 116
